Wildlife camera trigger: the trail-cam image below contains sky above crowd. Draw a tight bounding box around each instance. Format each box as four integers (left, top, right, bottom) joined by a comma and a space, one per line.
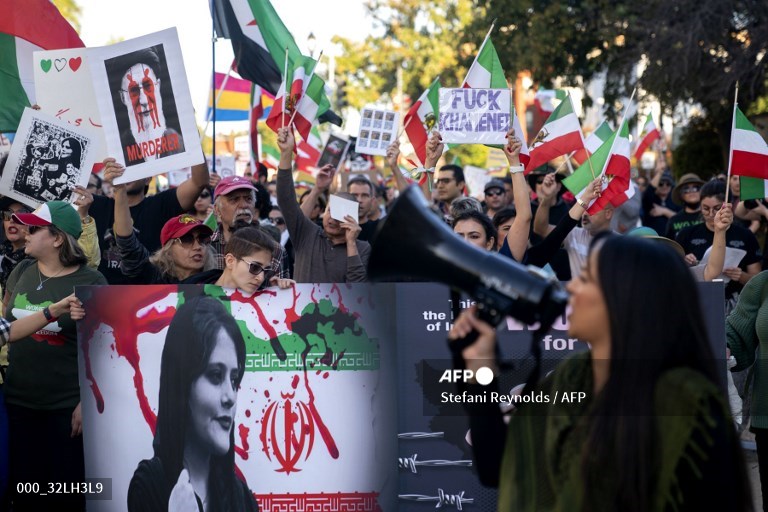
78, 0, 371, 128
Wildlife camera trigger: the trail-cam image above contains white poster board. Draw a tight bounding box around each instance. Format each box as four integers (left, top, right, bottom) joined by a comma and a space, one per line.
88, 28, 203, 184
463, 165, 495, 198
438, 88, 511, 145
33, 48, 107, 168
206, 155, 236, 177
356, 107, 398, 156
0, 108, 97, 208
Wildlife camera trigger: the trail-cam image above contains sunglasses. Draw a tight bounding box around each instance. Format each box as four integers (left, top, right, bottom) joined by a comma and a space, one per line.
174, 232, 212, 247
681, 185, 700, 194
27, 225, 47, 235
239, 258, 273, 276
2, 209, 31, 221
199, 191, 211, 199
658, 181, 672, 187
270, 217, 285, 226
435, 178, 455, 185
485, 189, 504, 197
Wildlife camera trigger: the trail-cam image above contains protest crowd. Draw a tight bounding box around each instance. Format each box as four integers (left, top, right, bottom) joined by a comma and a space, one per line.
0, 0, 768, 511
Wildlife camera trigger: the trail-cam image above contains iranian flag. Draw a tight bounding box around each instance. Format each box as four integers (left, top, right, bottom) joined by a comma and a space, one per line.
295, 124, 322, 172
634, 113, 660, 159
526, 94, 584, 173
534, 88, 567, 116
0, 0, 84, 132
564, 121, 632, 214
262, 144, 280, 169
573, 120, 613, 165
461, 35, 529, 165
404, 77, 441, 165
292, 72, 333, 143
739, 177, 768, 201
730, 107, 768, 181
249, 84, 262, 175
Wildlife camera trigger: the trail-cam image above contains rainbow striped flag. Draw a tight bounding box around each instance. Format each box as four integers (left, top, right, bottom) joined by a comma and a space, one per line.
206, 72, 251, 121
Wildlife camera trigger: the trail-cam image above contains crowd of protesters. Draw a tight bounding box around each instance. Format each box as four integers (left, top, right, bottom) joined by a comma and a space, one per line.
0, 117, 767, 510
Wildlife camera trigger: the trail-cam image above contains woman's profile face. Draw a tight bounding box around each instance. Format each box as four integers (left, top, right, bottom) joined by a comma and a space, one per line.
495, 217, 515, 251
454, 219, 493, 251
565, 248, 610, 345
188, 329, 240, 457
227, 248, 272, 294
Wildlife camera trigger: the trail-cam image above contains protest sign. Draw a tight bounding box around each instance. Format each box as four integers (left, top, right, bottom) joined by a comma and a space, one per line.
34, 48, 107, 169
206, 154, 236, 177
76, 284, 397, 512
356, 107, 398, 156
317, 132, 351, 170
463, 165, 495, 198
0, 108, 97, 207
438, 88, 511, 145
330, 194, 359, 223
88, 28, 203, 184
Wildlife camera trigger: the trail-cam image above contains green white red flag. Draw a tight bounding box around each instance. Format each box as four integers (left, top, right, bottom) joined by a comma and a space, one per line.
526, 94, 584, 173
564, 120, 632, 214
461, 35, 529, 165
404, 77, 441, 165
0, 0, 84, 132
295, 124, 322, 172
634, 113, 660, 159
730, 107, 768, 181
534, 88, 567, 117
572, 120, 613, 165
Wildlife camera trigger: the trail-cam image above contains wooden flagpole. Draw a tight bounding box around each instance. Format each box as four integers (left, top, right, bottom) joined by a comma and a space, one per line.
725, 81, 739, 203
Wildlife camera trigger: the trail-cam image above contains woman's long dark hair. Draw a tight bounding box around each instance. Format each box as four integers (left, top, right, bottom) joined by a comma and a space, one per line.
155, 296, 248, 511
581, 232, 750, 511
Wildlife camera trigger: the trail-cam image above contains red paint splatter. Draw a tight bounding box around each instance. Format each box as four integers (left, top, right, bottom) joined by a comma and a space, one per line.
237, 423, 250, 460
264, 390, 270, 398
291, 375, 300, 389
245, 409, 251, 418
331, 350, 346, 371
301, 355, 339, 459
330, 284, 348, 314
79, 285, 178, 434
323, 372, 329, 379
283, 285, 301, 331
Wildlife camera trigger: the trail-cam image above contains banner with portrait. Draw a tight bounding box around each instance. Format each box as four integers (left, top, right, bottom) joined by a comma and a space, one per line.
87, 28, 203, 184
76, 284, 397, 511
0, 108, 98, 208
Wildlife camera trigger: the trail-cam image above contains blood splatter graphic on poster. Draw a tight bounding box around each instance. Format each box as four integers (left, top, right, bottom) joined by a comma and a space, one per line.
76, 283, 396, 512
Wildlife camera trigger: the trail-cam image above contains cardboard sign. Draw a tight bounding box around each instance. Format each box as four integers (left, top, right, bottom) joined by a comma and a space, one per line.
0, 108, 98, 208
317, 133, 351, 170
88, 28, 203, 184
34, 48, 108, 168
356, 107, 398, 156
438, 88, 511, 145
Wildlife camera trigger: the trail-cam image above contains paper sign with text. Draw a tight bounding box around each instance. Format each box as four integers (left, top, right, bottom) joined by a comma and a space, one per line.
34, 48, 108, 169
88, 28, 203, 184
438, 88, 511, 145
356, 107, 398, 156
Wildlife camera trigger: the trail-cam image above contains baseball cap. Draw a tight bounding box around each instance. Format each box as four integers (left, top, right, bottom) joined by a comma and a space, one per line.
484, 178, 505, 194
160, 214, 214, 246
214, 175, 257, 200
13, 201, 82, 238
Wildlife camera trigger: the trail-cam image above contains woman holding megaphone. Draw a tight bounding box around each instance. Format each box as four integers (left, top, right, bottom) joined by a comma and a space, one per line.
450, 232, 752, 511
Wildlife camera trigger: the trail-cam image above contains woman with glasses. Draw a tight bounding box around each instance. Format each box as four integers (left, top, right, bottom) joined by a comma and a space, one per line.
112, 175, 215, 284
3, 201, 106, 511
184, 226, 294, 294
0, 199, 31, 294
190, 187, 214, 222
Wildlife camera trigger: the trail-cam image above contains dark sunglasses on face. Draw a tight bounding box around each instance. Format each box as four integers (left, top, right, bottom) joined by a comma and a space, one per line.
199, 191, 211, 199
27, 225, 46, 235
659, 181, 672, 187
485, 189, 504, 197
270, 217, 285, 226
239, 258, 272, 276
681, 185, 700, 194
2, 209, 31, 221
174, 232, 212, 247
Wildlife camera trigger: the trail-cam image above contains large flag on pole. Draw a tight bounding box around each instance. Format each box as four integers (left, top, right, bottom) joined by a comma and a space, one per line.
249, 84, 262, 175
295, 124, 322, 172
563, 121, 632, 215
634, 113, 660, 159
573, 120, 613, 165
0, 0, 84, 132
461, 34, 529, 165
534, 88, 567, 117
211, 0, 341, 128
404, 77, 441, 165
525, 94, 584, 173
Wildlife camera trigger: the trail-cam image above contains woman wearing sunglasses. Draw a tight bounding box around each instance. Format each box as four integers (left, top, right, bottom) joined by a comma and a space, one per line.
184, 226, 294, 293
112, 176, 215, 284
190, 187, 214, 222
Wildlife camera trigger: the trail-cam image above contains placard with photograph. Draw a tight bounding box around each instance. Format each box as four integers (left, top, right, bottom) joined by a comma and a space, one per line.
355, 107, 399, 156
317, 133, 351, 170
0, 108, 98, 207
88, 28, 203, 184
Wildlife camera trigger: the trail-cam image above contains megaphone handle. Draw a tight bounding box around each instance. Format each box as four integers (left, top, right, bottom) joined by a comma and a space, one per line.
447, 303, 499, 358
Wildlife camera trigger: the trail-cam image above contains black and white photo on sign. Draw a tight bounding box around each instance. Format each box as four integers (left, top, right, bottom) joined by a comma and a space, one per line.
0, 108, 97, 208
88, 28, 203, 185
317, 133, 351, 169
355, 107, 399, 157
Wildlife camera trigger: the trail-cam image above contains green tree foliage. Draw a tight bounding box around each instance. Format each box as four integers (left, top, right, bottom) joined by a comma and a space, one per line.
671, 116, 724, 178
52, 0, 82, 33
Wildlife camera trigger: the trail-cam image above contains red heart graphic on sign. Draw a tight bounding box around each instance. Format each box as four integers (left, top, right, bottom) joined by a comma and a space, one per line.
69, 57, 82, 72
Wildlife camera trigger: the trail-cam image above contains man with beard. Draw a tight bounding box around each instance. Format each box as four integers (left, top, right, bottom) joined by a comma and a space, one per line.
106, 47, 184, 164
87, 158, 210, 284
209, 176, 287, 275
665, 173, 705, 240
